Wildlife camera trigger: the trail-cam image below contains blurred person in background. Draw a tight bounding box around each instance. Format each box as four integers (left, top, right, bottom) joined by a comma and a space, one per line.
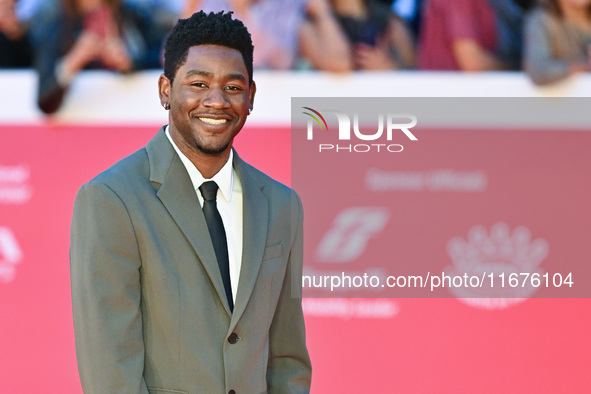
524, 0, 591, 84
119, 0, 181, 67
33, 0, 173, 114
184, 0, 354, 72
392, 0, 424, 38
299, 0, 354, 71
418, 0, 523, 71
324, 0, 415, 70
0, 0, 40, 68
515, 0, 537, 10
182, 0, 307, 69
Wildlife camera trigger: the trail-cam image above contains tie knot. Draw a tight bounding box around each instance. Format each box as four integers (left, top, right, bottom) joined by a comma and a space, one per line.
199, 181, 219, 201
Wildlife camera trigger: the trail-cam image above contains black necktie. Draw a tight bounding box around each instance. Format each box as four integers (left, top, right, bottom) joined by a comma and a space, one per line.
199, 181, 233, 312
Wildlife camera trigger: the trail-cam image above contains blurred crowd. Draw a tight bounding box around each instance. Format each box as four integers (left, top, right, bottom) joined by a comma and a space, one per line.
1, 0, 590, 113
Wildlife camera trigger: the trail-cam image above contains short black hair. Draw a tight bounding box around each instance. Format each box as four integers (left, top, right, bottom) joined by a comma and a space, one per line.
163, 11, 254, 84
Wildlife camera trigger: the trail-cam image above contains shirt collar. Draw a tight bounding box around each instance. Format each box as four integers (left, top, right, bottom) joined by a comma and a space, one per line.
165, 125, 234, 203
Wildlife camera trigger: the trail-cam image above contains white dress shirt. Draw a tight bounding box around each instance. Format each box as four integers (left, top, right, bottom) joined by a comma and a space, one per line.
165, 126, 243, 303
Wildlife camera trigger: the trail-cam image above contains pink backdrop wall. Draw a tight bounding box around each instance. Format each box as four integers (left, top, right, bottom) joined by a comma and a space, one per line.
1, 123, 590, 393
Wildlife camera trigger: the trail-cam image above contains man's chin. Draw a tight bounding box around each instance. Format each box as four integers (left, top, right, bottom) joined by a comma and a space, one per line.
194, 142, 231, 156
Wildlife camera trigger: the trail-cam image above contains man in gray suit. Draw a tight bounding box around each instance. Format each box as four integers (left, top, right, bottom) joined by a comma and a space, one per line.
70, 11, 311, 394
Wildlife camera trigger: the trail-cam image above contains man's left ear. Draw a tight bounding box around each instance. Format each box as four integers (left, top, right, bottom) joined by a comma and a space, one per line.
248, 81, 256, 115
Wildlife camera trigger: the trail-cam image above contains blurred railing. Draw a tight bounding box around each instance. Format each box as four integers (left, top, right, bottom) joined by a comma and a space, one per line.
3, 69, 591, 125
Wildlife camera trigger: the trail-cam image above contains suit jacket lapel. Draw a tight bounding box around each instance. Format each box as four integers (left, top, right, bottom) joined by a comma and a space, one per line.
146, 128, 233, 316
231, 151, 268, 326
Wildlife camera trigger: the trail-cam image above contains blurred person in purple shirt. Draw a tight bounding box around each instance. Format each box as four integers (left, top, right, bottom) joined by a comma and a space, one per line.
418, 0, 522, 71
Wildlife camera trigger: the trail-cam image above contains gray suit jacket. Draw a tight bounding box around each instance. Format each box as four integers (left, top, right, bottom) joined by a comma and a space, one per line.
70, 127, 311, 394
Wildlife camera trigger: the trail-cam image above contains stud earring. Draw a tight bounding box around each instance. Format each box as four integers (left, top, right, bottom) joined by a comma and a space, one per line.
248, 108, 252, 115
163, 102, 170, 110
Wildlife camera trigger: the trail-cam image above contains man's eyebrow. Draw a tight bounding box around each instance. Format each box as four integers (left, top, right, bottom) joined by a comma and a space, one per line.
185, 69, 212, 78
184, 70, 247, 82
226, 73, 247, 82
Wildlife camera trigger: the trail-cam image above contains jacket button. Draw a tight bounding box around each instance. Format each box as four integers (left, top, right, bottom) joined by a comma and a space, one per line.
228, 333, 239, 344
229, 391, 236, 394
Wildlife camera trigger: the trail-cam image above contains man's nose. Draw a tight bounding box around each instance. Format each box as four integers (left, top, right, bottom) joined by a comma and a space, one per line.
203, 86, 230, 108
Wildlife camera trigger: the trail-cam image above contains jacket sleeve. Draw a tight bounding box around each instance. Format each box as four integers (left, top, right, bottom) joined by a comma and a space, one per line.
70, 181, 149, 394
266, 190, 312, 393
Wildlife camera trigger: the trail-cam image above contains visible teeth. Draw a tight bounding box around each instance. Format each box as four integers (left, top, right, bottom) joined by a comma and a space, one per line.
199, 118, 227, 125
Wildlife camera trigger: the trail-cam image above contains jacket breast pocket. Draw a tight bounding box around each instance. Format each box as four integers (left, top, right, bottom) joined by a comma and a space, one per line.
262, 242, 283, 261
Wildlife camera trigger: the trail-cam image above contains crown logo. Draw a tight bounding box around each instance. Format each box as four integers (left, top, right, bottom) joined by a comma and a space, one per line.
446, 222, 548, 310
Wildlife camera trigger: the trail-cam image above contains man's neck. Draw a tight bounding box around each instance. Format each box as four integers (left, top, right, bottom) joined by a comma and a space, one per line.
185, 147, 232, 179
168, 130, 232, 179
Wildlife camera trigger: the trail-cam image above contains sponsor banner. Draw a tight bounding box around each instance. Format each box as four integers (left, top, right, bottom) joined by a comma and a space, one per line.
292, 98, 591, 299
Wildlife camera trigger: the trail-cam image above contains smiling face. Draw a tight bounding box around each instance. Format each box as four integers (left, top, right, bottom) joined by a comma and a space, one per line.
159, 44, 256, 160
